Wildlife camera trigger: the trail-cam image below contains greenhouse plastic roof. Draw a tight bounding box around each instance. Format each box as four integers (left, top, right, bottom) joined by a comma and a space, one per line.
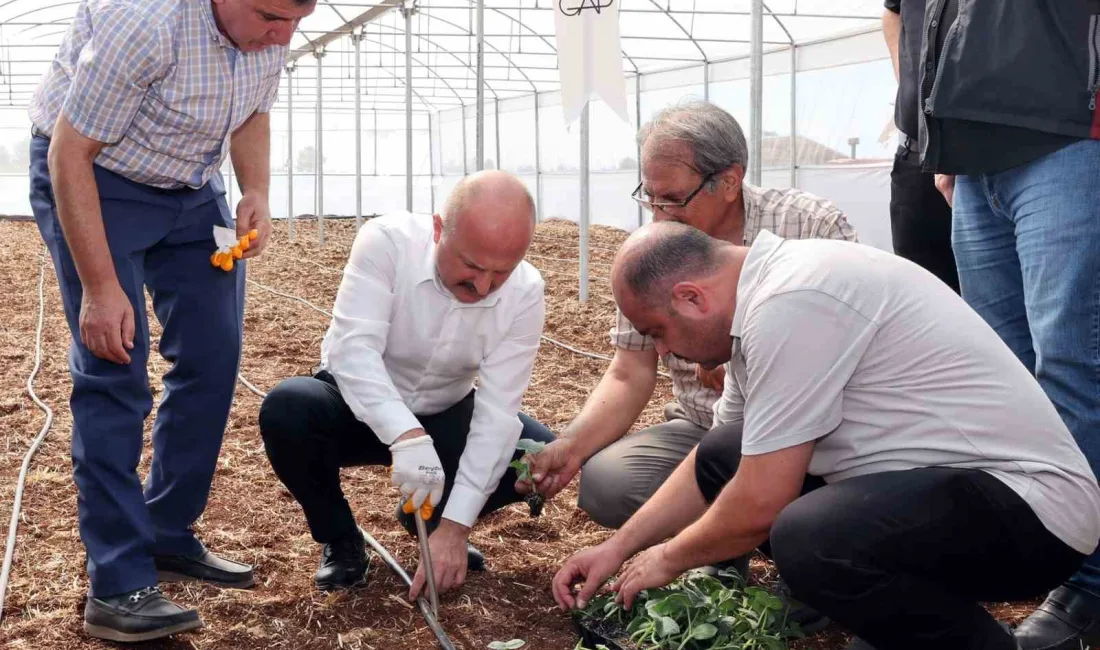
0, 0, 884, 110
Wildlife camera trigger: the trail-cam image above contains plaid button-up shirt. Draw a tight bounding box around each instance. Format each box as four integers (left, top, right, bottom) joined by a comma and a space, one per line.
611, 183, 861, 429
29, 0, 287, 190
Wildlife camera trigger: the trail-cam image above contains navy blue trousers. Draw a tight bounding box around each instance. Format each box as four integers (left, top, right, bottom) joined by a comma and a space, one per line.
28, 134, 245, 598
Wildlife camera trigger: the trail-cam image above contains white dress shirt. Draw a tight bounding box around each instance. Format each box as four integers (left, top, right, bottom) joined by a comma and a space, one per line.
320, 212, 546, 528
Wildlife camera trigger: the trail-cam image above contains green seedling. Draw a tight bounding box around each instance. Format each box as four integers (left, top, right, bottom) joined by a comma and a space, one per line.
510, 439, 547, 517
487, 640, 526, 650
574, 569, 801, 650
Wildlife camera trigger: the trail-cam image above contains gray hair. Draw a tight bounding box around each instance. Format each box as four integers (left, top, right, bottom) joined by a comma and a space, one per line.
637, 100, 749, 178
622, 222, 722, 306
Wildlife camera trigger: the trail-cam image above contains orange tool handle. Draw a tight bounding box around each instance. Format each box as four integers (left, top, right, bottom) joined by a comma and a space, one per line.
402, 498, 434, 520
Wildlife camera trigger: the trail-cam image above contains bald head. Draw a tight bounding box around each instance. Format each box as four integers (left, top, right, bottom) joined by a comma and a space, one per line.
433, 170, 536, 303
442, 170, 536, 245
613, 221, 725, 308
611, 222, 741, 368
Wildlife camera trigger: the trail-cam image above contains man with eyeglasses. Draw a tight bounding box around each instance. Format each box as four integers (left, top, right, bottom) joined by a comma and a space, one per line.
516, 99, 858, 630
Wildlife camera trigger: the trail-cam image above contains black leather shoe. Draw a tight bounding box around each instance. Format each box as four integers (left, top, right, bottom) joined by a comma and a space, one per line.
84, 586, 202, 643
1015, 585, 1100, 650
466, 542, 486, 572
155, 547, 255, 589
775, 578, 832, 635
315, 535, 369, 591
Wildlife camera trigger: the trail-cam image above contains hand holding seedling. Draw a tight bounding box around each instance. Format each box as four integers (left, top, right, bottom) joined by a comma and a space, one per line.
409, 519, 470, 601
552, 540, 628, 611
611, 542, 680, 610
513, 437, 582, 501
509, 439, 554, 516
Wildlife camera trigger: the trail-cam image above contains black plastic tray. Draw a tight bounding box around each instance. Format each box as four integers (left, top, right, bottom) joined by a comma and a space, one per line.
571, 611, 636, 650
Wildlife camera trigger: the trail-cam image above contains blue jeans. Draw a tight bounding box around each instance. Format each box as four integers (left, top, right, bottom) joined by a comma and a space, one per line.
952, 138, 1100, 597
28, 135, 245, 598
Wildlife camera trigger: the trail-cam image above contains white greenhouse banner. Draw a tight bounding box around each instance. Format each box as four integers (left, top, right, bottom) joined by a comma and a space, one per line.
552, 0, 630, 125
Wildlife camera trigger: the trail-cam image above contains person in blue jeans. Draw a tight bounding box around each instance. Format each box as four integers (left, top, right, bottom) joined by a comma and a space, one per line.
917, 2, 1100, 649
26, 0, 314, 642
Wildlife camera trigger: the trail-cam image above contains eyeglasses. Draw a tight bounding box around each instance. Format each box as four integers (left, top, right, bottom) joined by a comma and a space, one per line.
631, 172, 717, 215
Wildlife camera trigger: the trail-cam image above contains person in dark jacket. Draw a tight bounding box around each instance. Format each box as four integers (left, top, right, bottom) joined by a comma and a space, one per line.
918, 2, 1100, 648
881, 0, 958, 294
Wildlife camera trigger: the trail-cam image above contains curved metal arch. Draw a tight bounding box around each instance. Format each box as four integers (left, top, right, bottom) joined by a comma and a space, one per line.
762, 1, 794, 45
402, 10, 535, 94
643, 0, 707, 62
3, 1, 80, 25
15, 18, 66, 38
352, 33, 471, 110
357, 15, 503, 102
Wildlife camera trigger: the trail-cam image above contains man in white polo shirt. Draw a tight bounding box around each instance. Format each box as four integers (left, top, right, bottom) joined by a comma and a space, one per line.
552, 222, 1100, 649
259, 171, 553, 601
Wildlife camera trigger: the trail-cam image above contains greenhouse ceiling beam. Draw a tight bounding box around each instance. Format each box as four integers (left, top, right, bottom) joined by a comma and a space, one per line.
287, 0, 402, 62
327, 5, 879, 20
420, 4, 639, 76
404, 10, 537, 94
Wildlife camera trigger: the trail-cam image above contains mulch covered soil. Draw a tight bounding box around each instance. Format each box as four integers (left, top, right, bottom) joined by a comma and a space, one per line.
0, 217, 1037, 650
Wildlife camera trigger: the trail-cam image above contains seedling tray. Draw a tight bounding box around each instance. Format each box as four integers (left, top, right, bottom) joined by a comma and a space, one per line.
571, 610, 638, 650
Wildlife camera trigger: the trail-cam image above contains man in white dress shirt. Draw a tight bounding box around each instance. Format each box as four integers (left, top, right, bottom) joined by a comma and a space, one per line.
259, 170, 553, 600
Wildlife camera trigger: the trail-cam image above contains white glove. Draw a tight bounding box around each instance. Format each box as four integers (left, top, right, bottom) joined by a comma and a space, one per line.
389, 435, 445, 509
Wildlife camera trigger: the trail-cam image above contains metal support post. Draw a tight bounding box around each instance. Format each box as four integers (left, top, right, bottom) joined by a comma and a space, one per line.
428, 112, 436, 212
533, 91, 542, 222
475, 0, 485, 171
749, 0, 763, 186
635, 74, 643, 228
494, 97, 501, 169
403, 1, 415, 211
790, 45, 797, 188
579, 103, 590, 304
286, 65, 295, 240
703, 60, 710, 101
314, 48, 326, 245
353, 31, 363, 228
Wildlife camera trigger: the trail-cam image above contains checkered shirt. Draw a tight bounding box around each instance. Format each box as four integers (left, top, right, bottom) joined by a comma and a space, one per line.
611, 183, 861, 429
28, 0, 287, 190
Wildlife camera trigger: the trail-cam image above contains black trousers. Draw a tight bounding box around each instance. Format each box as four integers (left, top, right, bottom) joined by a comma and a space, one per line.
890, 143, 961, 294
258, 371, 555, 543
695, 423, 1085, 650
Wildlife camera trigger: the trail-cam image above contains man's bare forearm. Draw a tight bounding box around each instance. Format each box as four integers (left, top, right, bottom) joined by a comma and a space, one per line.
561, 348, 659, 461
47, 118, 115, 292
230, 111, 271, 198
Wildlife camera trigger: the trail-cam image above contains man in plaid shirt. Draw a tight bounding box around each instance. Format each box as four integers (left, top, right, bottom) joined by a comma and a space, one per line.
518, 100, 858, 630
27, 0, 314, 642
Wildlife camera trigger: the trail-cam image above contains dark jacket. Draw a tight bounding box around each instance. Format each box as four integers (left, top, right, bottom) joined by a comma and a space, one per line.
918, 0, 1100, 165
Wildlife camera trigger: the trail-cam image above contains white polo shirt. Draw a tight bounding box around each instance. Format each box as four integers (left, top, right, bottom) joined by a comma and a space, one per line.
714, 230, 1100, 555
320, 212, 546, 528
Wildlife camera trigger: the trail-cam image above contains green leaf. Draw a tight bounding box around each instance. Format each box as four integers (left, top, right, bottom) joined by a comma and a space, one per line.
691, 623, 718, 640
486, 640, 524, 650
655, 616, 681, 638
515, 439, 547, 454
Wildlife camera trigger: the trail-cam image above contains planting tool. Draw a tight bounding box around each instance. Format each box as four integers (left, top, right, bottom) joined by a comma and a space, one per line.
359, 527, 456, 650
209, 225, 258, 272
403, 497, 440, 617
